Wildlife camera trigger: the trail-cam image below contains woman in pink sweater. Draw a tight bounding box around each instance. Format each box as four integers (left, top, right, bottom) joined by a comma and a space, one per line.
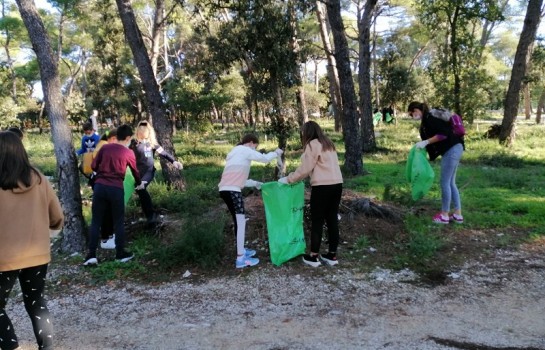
279, 121, 343, 267
0, 131, 64, 350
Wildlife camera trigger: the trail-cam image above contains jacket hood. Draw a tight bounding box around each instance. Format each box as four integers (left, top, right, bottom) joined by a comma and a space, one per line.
9, 172, 41, 194
429, 108, 452, 122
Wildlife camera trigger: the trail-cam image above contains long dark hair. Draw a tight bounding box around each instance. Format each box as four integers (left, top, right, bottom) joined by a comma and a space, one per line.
0, 131, 40, 190
301, 121, 335, 152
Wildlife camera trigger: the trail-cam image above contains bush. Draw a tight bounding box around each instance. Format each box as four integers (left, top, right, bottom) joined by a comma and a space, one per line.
153, 217, 226, 269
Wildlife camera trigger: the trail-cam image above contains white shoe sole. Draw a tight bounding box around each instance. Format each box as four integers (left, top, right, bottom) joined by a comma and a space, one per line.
320, 257, 338, 266
302, 257, 321, 267
236, 258, 259, 268
83, 258, 98, 266
116, 256, 134, 263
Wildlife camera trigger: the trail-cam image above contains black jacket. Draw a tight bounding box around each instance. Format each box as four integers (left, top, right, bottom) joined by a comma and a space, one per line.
420, 112, 464, 161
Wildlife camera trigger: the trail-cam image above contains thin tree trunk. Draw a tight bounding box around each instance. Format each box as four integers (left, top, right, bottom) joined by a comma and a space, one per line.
500, 0, 543, 145
316, 0, 342, 131
2, 0, 17, 100
326, 0, 363, 175
150, 0, 164, 77
372, 13, 379, 109
524, 83, 532, 120
15, 0, 86, 253
536, 89, 545, 124
288, 0, 308, 127
358, 0, 378, 153
115, 0, 185, 190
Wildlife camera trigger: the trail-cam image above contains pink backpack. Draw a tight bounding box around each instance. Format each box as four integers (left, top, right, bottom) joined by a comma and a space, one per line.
429, 109, 466, 137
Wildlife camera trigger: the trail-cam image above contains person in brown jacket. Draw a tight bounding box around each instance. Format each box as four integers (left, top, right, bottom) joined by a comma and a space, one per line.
278, 121, 343, 267
0, 131, 64, 350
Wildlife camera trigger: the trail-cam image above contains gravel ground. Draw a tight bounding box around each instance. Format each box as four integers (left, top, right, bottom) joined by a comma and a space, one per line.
7, 248, 545, 350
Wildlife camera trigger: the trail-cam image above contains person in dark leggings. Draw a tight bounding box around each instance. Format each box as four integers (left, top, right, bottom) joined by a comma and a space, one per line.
278, 121, 343, 267
0, 265, 53, 350
0, 131, 64, 350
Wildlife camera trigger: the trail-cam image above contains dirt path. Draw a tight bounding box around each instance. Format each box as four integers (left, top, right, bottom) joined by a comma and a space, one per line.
7, 247, 545, 350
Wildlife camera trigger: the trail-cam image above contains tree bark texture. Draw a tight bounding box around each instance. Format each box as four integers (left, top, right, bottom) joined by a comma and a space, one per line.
325, 0, 364, 176
288, 0, 308, 128
316, 1, 342, 132
115, 0, 185, 190
358, 0, 377, 152
16, 0, 86, 253
500, 0, 543, 145
536, 89, 545, 124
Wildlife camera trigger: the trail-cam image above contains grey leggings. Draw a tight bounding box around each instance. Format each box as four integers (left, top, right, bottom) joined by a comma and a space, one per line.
440, 143, 463, 213
0, 264, 53, 350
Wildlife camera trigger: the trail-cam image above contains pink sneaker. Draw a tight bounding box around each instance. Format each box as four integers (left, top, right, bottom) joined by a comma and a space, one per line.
449, 213, 464, 224
432, 213, 449, 224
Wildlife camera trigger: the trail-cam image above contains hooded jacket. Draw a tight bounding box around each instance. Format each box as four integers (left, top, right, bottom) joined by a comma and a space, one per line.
0, 171, 64, 271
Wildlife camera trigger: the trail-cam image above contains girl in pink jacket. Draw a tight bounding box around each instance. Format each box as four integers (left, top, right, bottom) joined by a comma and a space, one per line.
279, 121, 343, 267
219, 134, 282, 268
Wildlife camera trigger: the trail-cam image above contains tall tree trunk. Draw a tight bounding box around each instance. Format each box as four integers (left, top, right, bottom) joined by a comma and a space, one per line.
2, 0, 17, 100
499, 0, 543, 145
372, 12, 379, 109
450, 5, 462, 114
479, 0, 510, 57
288, 0, 308, 127
16, 0, 86, 253
316, 0, 342, 131
326, 0, 364, 175
115, 0, 185, 190
524, 83, 532, 120
150, 0, 164, 76
358, 0, 377, 153
536, 89, 545, 124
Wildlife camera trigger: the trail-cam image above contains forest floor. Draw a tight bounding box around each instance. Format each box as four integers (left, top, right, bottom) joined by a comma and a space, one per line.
8, 191, 545, 350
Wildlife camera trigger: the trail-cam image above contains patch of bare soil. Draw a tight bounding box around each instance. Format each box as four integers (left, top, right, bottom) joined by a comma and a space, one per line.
8, 191, 545, 350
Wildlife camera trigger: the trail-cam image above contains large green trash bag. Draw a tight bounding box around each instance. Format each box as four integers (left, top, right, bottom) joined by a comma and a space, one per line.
405, 146, 435, 200
124, 167, 136, 205
261, 181, 306, 266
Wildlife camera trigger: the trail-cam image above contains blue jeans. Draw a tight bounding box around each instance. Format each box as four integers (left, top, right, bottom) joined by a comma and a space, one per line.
440, 143, 463, 212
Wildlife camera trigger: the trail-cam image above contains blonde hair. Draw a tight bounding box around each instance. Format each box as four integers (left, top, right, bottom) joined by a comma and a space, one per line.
136, 120, 158, 147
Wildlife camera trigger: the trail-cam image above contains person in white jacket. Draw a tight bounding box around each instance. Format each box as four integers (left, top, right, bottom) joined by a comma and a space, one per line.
219, 134, 282, 268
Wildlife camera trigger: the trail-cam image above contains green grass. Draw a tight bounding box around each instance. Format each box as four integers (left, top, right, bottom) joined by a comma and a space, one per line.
25, 117, 545, 278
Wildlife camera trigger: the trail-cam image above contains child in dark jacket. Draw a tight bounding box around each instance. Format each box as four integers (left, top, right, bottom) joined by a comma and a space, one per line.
130, 120, 183, 227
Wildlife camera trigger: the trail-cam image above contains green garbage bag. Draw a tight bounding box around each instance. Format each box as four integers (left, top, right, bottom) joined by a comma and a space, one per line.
405, 146, 435, 200
261, 181, 306, 266
124, 167, 136, 205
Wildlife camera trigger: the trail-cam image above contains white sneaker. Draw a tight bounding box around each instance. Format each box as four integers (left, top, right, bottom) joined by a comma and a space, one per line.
83, 256, 98, 266
100, 235, 116, 249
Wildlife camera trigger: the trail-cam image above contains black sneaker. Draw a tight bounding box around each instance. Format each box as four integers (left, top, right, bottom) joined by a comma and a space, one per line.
115, 250, 134, 263
320, 252, 338, 266
83, 254, 98, 266
302, 254, 321, 267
